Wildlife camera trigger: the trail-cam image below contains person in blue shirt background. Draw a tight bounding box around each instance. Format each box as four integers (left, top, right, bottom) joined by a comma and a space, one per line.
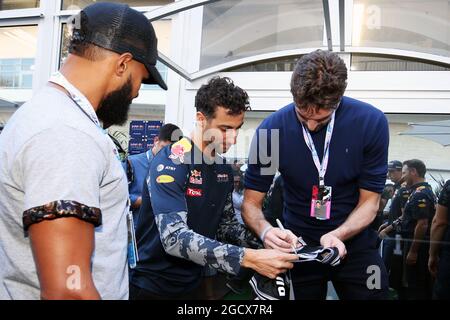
242, 49, 390, 300
123, 123, 181, 218
129, 77, 298, 299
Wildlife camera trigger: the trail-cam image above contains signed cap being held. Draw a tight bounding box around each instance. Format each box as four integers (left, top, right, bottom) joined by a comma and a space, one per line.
68, 2, 167, 90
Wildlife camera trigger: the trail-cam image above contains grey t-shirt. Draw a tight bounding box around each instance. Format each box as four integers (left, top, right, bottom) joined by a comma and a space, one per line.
0, 86, 129, 299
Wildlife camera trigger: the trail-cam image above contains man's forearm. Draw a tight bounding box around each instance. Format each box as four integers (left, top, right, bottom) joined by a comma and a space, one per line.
241, 200, 271, 238
429, 223, 446, 257
382, 224, 394, 235
429, 205, 448, 257
155, 211, 244, 275
410, 220, 428, 254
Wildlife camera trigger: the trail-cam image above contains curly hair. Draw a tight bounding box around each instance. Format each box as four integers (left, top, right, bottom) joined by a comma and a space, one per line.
290, 50, 347, 111
195, 76, 250, 118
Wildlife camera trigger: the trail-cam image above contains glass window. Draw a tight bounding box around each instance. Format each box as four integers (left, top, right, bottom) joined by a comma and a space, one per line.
226, 56, 300, 72
61, 0, 173, 10
227, 53, 450, 72
200, 0, 325, 70
351, 53, 450, 71
352, 0, 450, 58
0, 0, 40, 10
0, 26, 37, 91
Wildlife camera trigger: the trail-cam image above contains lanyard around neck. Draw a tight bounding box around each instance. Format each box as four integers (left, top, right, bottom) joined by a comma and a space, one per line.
300, 111, 336, 187
48, 72, 124, 161
49, 72, 102, 129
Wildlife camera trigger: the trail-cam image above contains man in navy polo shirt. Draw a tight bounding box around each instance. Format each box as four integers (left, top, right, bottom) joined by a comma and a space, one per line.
129, 77, 298, 299
242, 50, 389, 300
400, 159, 435, 300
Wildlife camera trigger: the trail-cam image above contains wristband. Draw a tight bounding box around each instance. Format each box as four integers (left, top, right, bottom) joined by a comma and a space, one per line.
260, 225, 273, 242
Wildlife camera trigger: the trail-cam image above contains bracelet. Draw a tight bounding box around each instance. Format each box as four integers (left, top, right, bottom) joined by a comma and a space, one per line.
260, 225, 273, 242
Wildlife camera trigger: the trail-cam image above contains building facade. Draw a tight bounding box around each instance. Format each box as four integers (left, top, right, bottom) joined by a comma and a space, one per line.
1, 0, 450, 187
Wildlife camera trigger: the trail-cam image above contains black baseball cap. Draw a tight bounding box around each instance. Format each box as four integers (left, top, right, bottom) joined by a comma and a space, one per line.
68, 2, 167, 90
388, 160, 403, 171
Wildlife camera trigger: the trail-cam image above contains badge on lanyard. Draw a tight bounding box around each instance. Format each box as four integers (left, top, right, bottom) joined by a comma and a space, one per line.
126, 200, 139, 268
301, 109, 336, 221
310, 184, 332, 220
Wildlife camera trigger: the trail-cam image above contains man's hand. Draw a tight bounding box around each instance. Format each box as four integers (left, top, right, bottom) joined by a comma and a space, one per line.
242, 248, 298, 279
406, 250, 418, 266
320, 232, 347, 258
428, 255, 439, 278
379, 228, 389, 239
378, 222, 388, 233
131, 197, 142, 209
263, 228, 300, 252
429, 204, 448, 276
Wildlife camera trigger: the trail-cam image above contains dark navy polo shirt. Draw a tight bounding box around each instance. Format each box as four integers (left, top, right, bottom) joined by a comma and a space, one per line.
402, 182, 436, 239
245, 96, 389, 252
388, 185, 410, 225
129, 138, 234, 296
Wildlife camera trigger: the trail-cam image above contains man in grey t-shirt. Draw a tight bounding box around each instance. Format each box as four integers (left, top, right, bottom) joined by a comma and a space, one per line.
0, 3, 167, 300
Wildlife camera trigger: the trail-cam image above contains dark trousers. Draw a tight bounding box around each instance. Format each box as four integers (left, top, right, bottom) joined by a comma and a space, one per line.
402, 242, 432, 300
382, 238, 395, 272
291, 248, 388, 300
382, 236, 404, 293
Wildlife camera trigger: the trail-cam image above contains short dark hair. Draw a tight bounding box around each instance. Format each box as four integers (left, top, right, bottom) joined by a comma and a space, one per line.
158, 123, 182, 143
403, 159, 426, 178
68, 11, 109, 61
290, 50, 347, 112
195, 76, 250, 119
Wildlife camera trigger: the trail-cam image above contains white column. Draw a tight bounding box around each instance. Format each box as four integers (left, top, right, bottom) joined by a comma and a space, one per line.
32, 0, 60, 92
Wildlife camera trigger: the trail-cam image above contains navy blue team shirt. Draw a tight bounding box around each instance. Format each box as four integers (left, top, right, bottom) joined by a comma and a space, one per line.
245, 96, 389, 252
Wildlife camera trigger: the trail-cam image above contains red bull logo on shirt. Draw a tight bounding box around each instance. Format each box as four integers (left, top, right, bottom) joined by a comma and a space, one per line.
189, 170, 202, 185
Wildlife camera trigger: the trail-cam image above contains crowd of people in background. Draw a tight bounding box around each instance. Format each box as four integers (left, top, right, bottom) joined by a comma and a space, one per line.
375, 159, 449, 299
